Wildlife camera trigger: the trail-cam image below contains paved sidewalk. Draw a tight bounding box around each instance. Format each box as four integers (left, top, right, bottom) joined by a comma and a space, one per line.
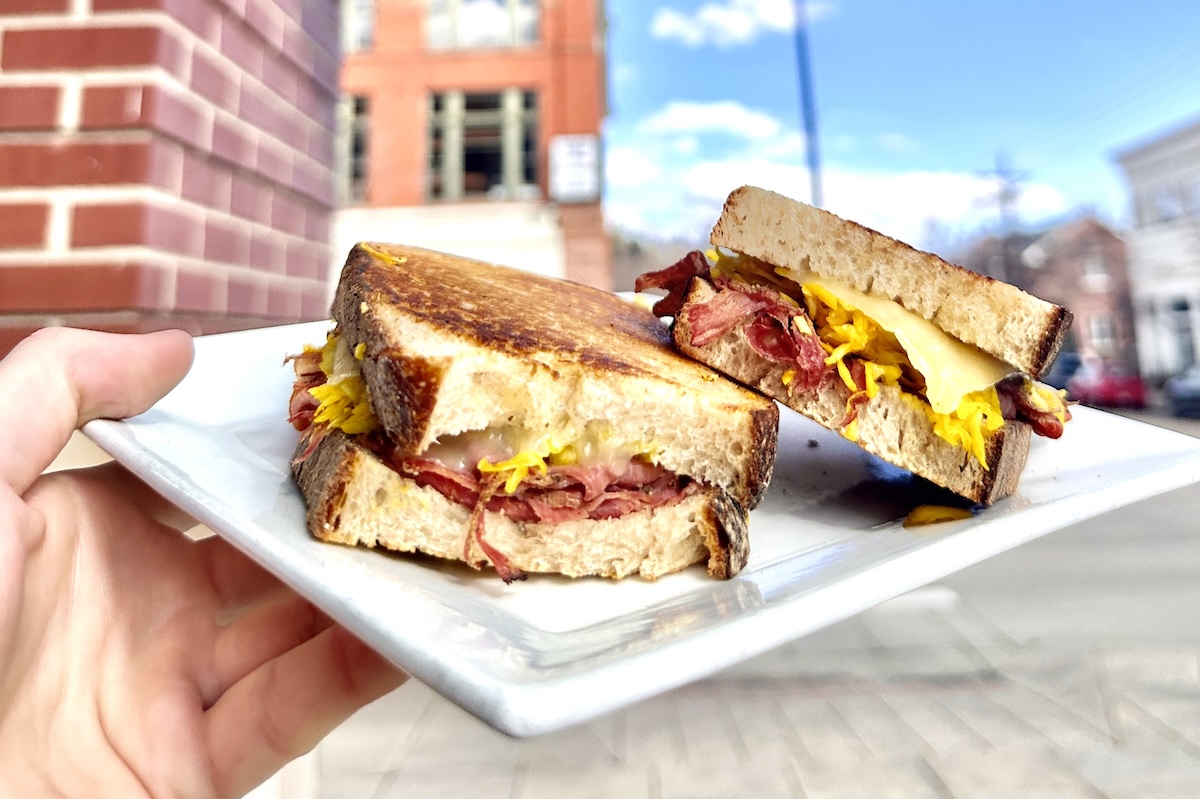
316, 581, 1200, 798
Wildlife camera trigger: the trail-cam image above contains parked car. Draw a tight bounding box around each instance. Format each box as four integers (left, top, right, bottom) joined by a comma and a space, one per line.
1165, 364, 1200, 417
1066, 359, 1147, 408
1042, 351, 1082, 390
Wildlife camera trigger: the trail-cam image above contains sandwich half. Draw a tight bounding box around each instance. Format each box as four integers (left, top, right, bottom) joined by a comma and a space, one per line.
637, 185, 1073, 506
288, 243, 779, 582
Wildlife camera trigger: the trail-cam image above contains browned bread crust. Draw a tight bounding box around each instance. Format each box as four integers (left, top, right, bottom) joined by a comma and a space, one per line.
292, 430, 750, 580
332, 242, 779, 510
709, 185, 1072, 378
674, 279, 1030, 505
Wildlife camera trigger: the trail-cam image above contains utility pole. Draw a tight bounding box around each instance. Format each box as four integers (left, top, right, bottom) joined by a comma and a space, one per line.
794, 0, 822, 207
977, 150, 1029, 283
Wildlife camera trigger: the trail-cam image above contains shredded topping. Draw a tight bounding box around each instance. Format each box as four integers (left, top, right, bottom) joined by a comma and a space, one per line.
286, 337, 692, 581
291, 333, 378, 435
638, 250, 1073, 470
477, 434, 568, 494
800, 281, 1006, 468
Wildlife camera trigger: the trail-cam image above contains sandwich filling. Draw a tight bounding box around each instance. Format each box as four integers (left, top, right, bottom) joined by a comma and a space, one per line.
288, 332, 695, 582
637, 250, 1070, 469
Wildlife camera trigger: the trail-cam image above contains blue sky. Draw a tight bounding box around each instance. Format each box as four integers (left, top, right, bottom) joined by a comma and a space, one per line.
602, 0, 1200, 251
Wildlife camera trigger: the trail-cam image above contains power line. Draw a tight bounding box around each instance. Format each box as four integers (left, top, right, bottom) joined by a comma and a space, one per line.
977, 150, 1029, 233
1012, 49, 1200, 154
975, 150, 1031, 283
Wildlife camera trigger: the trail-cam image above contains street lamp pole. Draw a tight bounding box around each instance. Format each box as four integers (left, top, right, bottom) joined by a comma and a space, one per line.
794, 0, 822, 207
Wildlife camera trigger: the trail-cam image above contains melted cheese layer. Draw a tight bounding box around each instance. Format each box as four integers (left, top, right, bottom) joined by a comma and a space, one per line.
432, 424, 659, 494
777, 265, 1015, 415
304, 334, 660, 491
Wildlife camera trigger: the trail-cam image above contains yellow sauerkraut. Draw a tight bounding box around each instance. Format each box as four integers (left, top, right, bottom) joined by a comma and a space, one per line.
799, 283, 1007, 468
477, 435, 569, 494
310, 333, 378, 435
476, 428, 659, 495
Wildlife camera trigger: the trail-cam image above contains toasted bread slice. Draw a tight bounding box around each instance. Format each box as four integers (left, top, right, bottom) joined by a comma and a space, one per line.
710, 185, 1072, 378
334, 242, 779, 510
675, 279, 1030, 505
295, 430, 750, 580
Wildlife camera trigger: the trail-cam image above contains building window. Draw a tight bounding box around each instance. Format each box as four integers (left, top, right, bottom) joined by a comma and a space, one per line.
1134, 191, 1154, 227
426, 0, 539, 50
1081, 248, 1111, 292
428, 89, 538, 201
342, 0, 375, 53
1151, 185, 1185, 223
339, 95, 370, 204
1168, 298, 1196, 369
1089, 313, 1115, 356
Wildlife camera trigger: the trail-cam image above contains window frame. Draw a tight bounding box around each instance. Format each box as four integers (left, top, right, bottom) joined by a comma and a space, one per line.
428, 88, 539, 201
337, 94, 371, 205
426, 0, 540, 51
341, 0, 376, 53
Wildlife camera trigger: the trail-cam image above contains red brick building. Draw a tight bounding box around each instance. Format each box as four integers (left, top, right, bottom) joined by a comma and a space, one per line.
1018, 218, 1137, 368
335, 0, 611, 288
960, 218, 1137, 368
0, 0, 340, 356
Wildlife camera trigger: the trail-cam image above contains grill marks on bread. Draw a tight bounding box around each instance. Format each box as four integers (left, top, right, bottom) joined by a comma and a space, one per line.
341, 244, 669, 370
332, 243, 780, 511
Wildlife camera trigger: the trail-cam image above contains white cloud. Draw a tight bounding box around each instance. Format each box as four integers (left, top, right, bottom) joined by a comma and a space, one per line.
672, 135, 701, 155
605, 146, 664, 188
606, 153, 1070, 249
650, 9, 707, 47
878, 132, 919, 154
611, 62, 637, 84
756, 129, 806, 158
638, 100, 782, 140
608, 100, 1068, 246
824, 169, 1012, 245
1020, 183, 1073, 219
650, 0, 834, 48
828, 133, 858, 153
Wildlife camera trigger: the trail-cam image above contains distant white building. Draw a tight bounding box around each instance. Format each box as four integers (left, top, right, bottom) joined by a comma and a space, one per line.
1114, 116, 1200, 381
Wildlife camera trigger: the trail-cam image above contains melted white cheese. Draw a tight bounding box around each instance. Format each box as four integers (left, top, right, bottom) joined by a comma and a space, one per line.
777, 266, 1015, 414
424, 423, 655, 474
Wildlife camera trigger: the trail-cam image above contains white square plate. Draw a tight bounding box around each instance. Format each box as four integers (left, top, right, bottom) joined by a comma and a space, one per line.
84, 321, 1200, 736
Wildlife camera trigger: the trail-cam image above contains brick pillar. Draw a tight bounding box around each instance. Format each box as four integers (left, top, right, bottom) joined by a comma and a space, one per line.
0, 0, 340, 356
559, 202, 611, 291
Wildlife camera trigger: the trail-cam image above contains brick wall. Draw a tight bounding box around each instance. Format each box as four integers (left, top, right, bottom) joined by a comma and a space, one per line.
0, 0, 340, 356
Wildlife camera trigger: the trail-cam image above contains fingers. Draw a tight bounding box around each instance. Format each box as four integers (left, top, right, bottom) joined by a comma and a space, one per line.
86, 461, 199, 533
205, 594, 333, 707
0, 327, 194, 495
195, 535, 291, 615
205, 625, 407, 799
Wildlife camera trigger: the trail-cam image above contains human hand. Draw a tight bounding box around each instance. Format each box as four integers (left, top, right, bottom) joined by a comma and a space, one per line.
0, 328, 405, 798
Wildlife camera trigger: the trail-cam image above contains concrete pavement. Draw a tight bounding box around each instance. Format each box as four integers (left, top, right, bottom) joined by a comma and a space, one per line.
314, 410, 1200, 798
316, 593, 1200, 798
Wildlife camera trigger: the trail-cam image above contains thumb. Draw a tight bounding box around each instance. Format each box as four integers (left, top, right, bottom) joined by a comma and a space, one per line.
0, 328, 194, 495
